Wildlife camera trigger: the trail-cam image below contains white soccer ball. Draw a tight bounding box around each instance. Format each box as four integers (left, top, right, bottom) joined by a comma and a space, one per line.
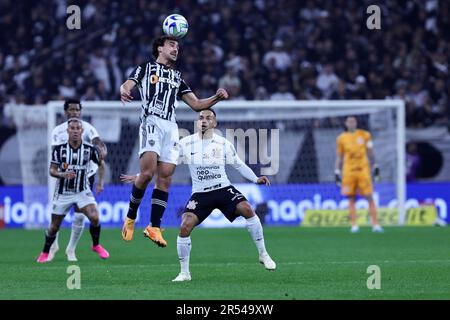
162, 14, 189, 38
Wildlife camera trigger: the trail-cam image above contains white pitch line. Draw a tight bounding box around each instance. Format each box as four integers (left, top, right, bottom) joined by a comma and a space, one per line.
33, 259, 450, 269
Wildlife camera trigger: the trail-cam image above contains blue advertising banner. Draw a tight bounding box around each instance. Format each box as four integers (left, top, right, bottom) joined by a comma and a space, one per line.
0, 183, 448, 228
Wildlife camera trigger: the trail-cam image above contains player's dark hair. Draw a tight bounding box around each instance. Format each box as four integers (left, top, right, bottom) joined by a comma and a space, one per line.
64, 99, 82, 111
205, 108, 217, 118
152, 35, 179, 59
67, 117, 83, 128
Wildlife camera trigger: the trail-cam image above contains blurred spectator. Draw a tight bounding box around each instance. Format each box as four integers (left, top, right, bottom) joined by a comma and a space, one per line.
406, 142, 421, 182
270, 78, 296, 100
262, 39, 292, 72
0, 0, 448, 129
316, 63, 339, 99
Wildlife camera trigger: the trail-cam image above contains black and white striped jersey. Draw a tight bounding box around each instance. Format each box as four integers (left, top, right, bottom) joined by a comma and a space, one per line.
128, 61, 192, 122
51, 142, 100, 195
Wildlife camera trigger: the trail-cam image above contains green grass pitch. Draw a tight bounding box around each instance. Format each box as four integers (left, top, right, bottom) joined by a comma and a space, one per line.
1, 226, 450, 300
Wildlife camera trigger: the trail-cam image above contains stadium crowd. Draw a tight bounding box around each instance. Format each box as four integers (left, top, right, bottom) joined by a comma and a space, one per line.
0, 0, 449, 128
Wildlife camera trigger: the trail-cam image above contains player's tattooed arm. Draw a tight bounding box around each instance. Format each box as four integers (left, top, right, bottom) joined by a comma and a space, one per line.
49, 163, 76, 179
96, 160, 105, 195
92, 137, 108, 160
182, 88, 229, 111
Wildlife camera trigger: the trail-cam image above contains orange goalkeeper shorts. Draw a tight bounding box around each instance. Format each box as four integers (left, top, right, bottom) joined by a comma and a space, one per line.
341, 171, 373, 197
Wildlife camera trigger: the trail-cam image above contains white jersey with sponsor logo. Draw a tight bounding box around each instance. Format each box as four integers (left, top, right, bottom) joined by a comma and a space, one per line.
179, 133, 258, 194
51, 120, 100, 177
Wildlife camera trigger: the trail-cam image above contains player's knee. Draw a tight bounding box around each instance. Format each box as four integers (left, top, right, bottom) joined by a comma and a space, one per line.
180, 222, 193, 237
73, 212, 85, 226
139, 170, 155, 184
156, 175, 172, 190
239, 203, 255, 219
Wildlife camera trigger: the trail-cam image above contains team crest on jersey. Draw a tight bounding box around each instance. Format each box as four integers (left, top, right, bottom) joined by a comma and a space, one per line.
83, 150, 90, 163
186, 200, 198, 210
212, 148, 222, 159
149, 139, 155, 146
357, 137, 364, 145
150, 75, 159, 84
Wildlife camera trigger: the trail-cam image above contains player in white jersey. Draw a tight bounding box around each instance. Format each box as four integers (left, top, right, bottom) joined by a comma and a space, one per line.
121, 109, 276, 281
119, 35, 228, 247
48, 99, 107, 262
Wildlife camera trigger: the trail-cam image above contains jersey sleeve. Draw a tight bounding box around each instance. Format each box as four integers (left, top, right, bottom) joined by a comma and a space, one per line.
177, 139, 186, 165
177, 78, 193, 98
336, 135, 344, 155
84, 122, 100, 141
91, 146, 101, 164
128, 63, 146, 86
51, 146, 61, 165
225, 141, 258, 183
365, 131, 374, 148
51, 128, 58, 146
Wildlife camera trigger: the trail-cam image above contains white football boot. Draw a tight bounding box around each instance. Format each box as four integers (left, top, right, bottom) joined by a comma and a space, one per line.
172, 272, 192, 282
259, 253, 276, 271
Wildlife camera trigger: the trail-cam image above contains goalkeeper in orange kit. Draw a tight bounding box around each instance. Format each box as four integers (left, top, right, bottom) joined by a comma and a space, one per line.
335, 116, 383, 233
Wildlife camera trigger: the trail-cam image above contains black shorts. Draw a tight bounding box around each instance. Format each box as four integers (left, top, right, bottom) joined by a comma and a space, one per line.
88, 175, 95, 190
183, 185, 248, 224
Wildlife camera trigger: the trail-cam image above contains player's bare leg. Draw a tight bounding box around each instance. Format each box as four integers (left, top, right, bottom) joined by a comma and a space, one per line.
366, 195, 383, 233
236, 201, 276, 271
123, 151, 158, 241
37, 214, 65, 263
348, 197, 359, 233
143, 161, 175, 247
80, 204, 109, 259
172, 212, 198, 282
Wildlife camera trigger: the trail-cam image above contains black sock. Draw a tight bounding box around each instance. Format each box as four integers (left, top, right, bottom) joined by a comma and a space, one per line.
90, 224, 101, 246
43, 231, 56, 253
127, 184, 145, 219
150, 189, 168, 228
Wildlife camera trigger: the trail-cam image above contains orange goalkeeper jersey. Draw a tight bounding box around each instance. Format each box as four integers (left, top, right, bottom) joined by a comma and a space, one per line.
336, 129, 372, 175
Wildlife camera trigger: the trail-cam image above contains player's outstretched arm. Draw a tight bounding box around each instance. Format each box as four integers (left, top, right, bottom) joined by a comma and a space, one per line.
120, 80, 137, 103
120, 174, 138, 184
256, 176, 270, 186
181, 88, 229, 111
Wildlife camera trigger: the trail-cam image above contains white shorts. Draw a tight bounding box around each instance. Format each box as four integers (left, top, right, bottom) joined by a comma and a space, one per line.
139, 115, 180, 165
52, 189, 97, 215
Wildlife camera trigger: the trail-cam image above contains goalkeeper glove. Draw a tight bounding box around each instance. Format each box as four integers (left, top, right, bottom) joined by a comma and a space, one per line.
335, 169, 342, 187
373, 164, 380, 182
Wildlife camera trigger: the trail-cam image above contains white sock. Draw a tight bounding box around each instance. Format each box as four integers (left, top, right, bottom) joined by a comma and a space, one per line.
245, 216, 267, 256
66, 212, 85, 252
177, 236, 191, 274
50, 231, 59, 250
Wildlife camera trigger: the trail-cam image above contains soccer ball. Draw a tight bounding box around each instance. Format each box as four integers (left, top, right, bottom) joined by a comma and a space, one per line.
163, 14, 189, 38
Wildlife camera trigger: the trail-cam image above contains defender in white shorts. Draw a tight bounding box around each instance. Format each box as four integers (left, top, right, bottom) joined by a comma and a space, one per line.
119, 35, 229, 247
36, 118, 109, 263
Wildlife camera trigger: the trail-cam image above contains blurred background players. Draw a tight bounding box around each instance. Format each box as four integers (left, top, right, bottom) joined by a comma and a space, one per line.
48, 99, 107, 262
37, 118, 109, 263
335, 116, 383, 233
